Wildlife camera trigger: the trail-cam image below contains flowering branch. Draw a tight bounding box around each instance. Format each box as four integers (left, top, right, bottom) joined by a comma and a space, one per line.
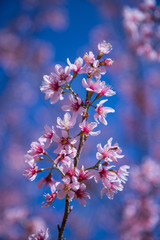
24, 40, 130, 240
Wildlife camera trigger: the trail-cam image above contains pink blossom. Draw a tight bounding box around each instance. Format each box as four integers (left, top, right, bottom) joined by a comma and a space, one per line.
28, 141, 46, 157
94, 99, 115, 125
43, 192, 57, 208
131, 157, 160, 193
96, 138, 124, 162
57, 176, 79, 200
23, 161, 42, 181
94, 164, 117, 185
101, 180, 124, 199
54, 154, 72, 166
98, 81, 116, 97
67, 57, 85, 74
117, 165, 130, 183
24, 154, 38, 166
86, 60, 106, 80
77, 165, 94, 181
39, 125, 55, 148
42, 180, 59, 207
123, 3, 160, 61
98, 41, 112, 55
79, 119, 101, 136
37, 175, 57, 189
82, 78, 102, 93
60, 160, 78, 178
57, 147, 77, 159
40, 74, 63, 104
83, 51, 95, 64
123, 7, 145, 24
141, 157, 160, 185
53, 130, 77, 157
122, 197, 159, 239
28, 228, 49, 240
75, 183, 90, 207
56, 113, 76, 130
53, 64, 72, 83
142, 0, 156, 9
61, 94, 85, 118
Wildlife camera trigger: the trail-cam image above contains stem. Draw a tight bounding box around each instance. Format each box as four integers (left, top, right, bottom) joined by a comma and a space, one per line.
38, 158, 53, 162
66, 83, 78, 99
74, 134, 85, 168
74, 91, 90, 168
44, 153, 65, 177
69, 72, 77, 86
85, 159, 102, 171
58, 198, 71, 240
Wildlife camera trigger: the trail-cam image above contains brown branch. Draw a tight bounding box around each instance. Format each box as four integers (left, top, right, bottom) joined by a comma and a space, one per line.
74, 90, 91, 168
58, 198, 71, 240
74, 134, 85, 167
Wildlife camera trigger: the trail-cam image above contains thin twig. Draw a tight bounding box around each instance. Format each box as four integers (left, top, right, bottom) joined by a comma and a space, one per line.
58, 198, 71, 240
74, 90, 91, 168
74, 134, 85, 168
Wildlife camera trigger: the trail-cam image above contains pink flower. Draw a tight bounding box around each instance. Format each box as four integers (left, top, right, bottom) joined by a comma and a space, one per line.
43, 192, 57, 208
98, 81, 116, 97
57, 176, 79, 200
53, 130, 77, 157
39, 125, 55, 148
77, 165, 94, 181
53, 64, 72, 83
94, 99, 115, 125
96, 138, 124, 162
23, 162, 42, 181
98, 41, 112, 55
28, 141, 46, 157
117, 165, 130, 183
24, 154, 38, 166
40, 74, 63, 104
83, 51, 95, 64
37, 175, 57, 189
28, 228, 49, 240
54, 154, 72, 166
61, 94, 85, 118
82, 78, 102, 93
67, 57, 85, 74
79, 119, 101, 136
94, 164, 117, 185
60, 160, 78, 179
123, 7, 145, 24
86, 60, 106, 80
75, 183, 90, 207
56, 113, 76, 130
101, 180, 124, 200
42, 180, 59, 207
142, 0, 156, 9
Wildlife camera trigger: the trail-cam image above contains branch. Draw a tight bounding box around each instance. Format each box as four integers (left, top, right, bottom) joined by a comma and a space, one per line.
74, 90, 91, 168
58, 198, 72, 240
74, 134, 85, 168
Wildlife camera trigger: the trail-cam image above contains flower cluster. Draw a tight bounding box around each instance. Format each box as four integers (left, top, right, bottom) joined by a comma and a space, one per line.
24, 41, 129, 239
123, 0, 160, 61
120, 157, 160, 240
28, 228, 49, 240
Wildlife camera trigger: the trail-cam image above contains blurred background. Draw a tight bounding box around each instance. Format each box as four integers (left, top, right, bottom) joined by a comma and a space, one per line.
0, 0, 160, 239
